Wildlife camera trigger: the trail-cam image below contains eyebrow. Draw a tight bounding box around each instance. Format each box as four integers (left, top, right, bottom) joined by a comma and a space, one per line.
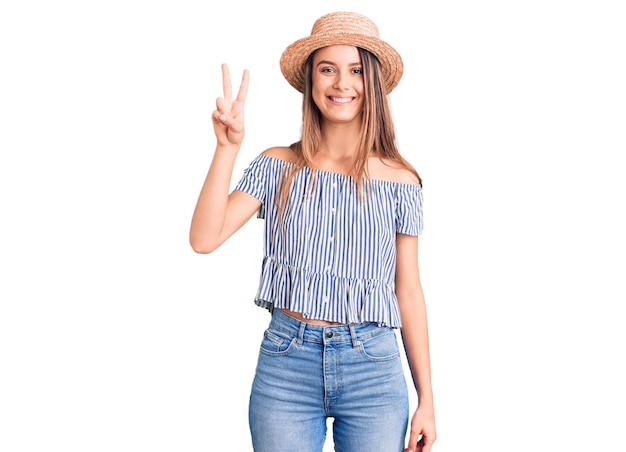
315, 60, 362, 67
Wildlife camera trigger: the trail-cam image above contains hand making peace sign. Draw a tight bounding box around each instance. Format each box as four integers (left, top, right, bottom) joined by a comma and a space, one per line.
212, 64, 249, 148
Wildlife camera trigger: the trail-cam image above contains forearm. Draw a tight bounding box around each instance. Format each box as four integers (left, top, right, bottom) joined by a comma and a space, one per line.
189, 144, 240, 253
399, 293, 434, 407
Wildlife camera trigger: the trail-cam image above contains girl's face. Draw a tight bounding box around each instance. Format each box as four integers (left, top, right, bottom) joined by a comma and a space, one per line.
311, 45, 365, 125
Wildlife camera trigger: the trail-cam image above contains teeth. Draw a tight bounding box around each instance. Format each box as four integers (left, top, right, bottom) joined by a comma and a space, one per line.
332, 97, 352, 103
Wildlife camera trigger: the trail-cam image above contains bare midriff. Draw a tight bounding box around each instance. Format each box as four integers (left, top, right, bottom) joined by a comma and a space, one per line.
279, 308, 345, 326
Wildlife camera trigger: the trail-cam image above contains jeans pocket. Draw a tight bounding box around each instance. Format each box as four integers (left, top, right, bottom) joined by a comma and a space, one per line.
358, 329, 400, 362
259, 328, 297, 355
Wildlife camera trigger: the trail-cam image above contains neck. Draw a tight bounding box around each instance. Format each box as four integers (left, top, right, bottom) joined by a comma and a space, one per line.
314, 137, 361, 176
318, 122, 361, 159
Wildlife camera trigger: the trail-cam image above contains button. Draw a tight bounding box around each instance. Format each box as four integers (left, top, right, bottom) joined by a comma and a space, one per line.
325, 331, 333, 338
322, 296, 329, 302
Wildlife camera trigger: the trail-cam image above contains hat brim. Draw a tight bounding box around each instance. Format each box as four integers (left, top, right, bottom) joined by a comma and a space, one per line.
280, 33, 403, 94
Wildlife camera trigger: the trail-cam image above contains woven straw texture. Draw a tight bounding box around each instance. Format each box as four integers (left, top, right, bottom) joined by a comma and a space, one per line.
280, 12, 403, 94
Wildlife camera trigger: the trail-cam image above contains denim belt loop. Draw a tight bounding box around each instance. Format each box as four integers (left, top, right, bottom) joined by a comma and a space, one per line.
296, 321, 306, 346
348, 324, 360, 348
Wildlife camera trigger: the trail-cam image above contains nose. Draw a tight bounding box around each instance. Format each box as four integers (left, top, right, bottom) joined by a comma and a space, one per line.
332, 71, 350, 90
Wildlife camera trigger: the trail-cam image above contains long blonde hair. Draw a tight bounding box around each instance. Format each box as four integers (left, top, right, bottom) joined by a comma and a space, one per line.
278, 47, 421, 210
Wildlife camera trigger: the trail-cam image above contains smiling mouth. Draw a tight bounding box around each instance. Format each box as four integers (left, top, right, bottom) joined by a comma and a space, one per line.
330, 96, 354, 104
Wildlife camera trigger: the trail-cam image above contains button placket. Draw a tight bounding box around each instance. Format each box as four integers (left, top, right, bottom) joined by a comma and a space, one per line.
325, 177, 339, 267
323, 177, 340, 303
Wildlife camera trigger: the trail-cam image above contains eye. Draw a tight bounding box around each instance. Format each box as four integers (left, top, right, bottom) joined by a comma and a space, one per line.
352, 68, 363, 75
320, 67, 335, 73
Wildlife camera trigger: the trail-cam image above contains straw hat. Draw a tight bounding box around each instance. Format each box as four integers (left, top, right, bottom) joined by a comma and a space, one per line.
280, 11, 403, 94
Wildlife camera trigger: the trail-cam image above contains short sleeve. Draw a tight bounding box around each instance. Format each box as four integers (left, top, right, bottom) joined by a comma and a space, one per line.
234, 154, 270, 203
395, 184, 424, 236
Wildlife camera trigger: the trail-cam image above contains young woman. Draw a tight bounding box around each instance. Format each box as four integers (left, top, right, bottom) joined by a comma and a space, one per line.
190, 11, 437, 452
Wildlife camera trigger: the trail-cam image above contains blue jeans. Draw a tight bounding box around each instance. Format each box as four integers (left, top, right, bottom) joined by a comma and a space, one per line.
249, 308, 408, 452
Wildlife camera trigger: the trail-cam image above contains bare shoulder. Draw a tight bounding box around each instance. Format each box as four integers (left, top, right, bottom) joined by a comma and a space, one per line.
368, 157, 421, 185
261, 146, 295, 162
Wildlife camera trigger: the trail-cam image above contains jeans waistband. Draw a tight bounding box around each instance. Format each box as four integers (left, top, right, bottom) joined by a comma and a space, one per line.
270, 308, 388, 347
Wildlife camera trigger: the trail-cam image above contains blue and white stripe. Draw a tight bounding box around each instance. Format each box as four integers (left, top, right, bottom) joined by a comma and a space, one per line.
235, 154, 423, 328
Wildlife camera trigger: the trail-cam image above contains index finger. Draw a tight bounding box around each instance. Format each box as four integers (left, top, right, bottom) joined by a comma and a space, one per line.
221, 63, 233, 99
236, 69, 250, 103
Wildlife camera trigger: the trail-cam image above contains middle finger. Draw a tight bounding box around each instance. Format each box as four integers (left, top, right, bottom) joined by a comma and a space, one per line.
221, 63, 233, 99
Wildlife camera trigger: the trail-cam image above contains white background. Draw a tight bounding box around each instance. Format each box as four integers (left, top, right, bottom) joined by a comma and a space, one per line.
1, 0, 625, 451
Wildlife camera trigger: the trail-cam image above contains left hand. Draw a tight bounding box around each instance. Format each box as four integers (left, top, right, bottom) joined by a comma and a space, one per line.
404, 405, 437, 452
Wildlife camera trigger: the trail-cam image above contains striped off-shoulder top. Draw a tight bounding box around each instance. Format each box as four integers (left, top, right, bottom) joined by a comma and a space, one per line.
234, 154, 423, 328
